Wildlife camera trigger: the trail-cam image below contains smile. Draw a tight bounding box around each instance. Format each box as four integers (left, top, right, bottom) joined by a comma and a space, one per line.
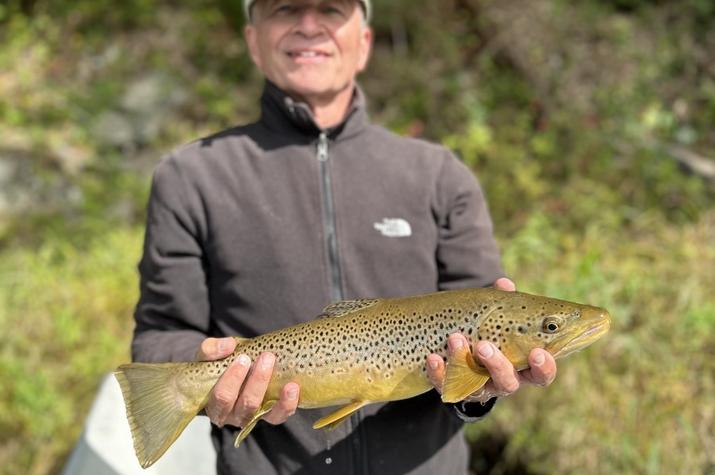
287, 50, 331, 59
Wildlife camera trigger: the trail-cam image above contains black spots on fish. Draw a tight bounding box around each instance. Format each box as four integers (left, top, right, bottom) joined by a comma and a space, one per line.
517, 326, 527, 334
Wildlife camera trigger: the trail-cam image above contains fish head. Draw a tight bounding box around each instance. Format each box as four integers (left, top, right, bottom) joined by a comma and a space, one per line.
476, 291, 611, 369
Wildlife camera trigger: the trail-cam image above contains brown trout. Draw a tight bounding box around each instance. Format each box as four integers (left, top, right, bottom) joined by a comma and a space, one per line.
115, 288, 610, 468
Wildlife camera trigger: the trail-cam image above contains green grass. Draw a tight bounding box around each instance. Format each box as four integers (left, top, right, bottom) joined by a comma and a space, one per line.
466, 211, 715, 474
0, 228, 142, 475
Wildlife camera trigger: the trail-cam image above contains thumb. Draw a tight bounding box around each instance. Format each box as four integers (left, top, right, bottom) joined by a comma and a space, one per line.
196, 337, 237, 361
494, 277, 516, 292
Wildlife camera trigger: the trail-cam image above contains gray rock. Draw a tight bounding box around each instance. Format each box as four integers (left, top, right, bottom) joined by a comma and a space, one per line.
62, 374, 217, 475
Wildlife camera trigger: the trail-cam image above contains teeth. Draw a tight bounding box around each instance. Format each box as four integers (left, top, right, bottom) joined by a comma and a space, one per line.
291, 51, 320, 58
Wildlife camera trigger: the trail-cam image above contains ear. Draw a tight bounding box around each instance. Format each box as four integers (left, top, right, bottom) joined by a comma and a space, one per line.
244, 24, 264, 71
356, 26, 373, 73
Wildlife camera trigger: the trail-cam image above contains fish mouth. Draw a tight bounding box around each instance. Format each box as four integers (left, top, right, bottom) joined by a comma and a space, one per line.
552, 311, 611, 358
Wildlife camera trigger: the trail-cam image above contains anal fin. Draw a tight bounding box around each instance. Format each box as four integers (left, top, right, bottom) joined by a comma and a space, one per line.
313, 400, 370, 430
234, 400, 276, 447
441, 345, 490, 403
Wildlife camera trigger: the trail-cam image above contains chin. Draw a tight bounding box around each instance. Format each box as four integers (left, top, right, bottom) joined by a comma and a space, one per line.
285, 83, 340, 100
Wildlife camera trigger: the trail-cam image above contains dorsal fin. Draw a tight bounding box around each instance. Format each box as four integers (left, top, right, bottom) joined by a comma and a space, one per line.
317, 299, 379, 318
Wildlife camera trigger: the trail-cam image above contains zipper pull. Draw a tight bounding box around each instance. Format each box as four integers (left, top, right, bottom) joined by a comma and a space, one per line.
317, 132, 329, 162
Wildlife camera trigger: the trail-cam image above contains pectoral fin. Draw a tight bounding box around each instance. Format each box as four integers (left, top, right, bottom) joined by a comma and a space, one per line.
234, 400, 276, 447
313, 400, 370, 430
441, 345, 490, 403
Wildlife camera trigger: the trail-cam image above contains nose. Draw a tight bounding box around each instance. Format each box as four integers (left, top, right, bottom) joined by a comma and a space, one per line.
294, 8, 323, 36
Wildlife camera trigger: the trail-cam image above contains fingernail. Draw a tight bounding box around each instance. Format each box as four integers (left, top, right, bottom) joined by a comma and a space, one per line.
428, 358, 440, 370
217, 339, 228, 353
236, 354, 250, 367
478, 342, 494, 358
260, 353, 275, 370
533, 352, 545, 366
450, 336, 464, 350
286, 387, 298, 400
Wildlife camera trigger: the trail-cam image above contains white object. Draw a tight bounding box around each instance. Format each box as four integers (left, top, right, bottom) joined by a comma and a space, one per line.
374, 218, 413, 238
62, 374, 216, 475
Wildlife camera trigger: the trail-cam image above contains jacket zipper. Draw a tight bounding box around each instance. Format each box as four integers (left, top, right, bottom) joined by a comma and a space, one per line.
317, 132, 344, 304
316, 132, 366, 475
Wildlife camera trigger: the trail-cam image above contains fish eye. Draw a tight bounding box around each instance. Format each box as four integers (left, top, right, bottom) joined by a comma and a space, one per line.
543, 317, 561, 334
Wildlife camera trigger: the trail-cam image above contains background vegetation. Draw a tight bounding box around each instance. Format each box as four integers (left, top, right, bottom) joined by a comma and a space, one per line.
1, 0, 713, 474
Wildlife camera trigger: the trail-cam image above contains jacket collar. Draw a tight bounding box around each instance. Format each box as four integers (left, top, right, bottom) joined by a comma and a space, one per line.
259, 80, 369, 141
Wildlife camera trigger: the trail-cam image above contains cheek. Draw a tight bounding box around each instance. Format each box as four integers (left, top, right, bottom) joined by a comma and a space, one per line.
253, 31, 284, 70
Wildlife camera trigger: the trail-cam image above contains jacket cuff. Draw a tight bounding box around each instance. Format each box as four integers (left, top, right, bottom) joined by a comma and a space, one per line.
449, 397, 497, 422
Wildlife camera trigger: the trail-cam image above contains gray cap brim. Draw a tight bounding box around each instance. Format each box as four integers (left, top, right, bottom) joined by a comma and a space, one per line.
243, 0, 371, 22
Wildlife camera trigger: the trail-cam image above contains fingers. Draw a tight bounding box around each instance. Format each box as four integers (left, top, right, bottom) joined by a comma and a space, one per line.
474, 341, 520, 395
426, 333, 470, 393
493, 277, 516, 292
425, 353, 445, 393
262, 382, 300, 425
197, 337, 238, 361
205, 354, 251, 426
519, 348, 557, 387
205, 351, 301, 429
227, 352, 276, 428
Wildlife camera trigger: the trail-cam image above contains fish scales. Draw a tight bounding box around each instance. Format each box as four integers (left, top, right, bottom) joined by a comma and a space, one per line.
211, 293, 481, 405
115, 288, 611, 468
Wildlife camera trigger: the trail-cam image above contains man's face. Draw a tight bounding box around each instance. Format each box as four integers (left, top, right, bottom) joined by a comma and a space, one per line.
244, 0, 372, 103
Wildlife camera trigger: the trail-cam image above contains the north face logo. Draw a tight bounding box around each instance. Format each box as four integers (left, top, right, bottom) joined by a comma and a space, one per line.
374, 218, 412, 238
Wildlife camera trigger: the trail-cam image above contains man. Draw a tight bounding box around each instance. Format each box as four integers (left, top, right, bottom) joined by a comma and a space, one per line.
132, 1, 557, 473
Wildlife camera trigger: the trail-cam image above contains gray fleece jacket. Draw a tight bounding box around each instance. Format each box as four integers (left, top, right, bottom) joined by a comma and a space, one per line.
132, 81, 504, 475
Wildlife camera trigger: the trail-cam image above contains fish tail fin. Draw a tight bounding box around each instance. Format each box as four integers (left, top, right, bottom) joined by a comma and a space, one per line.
114, 362, 217, 469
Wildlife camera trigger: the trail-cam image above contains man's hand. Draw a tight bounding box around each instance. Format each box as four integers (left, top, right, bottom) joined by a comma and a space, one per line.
425, 277, 558, 403
197, 337, 300, 428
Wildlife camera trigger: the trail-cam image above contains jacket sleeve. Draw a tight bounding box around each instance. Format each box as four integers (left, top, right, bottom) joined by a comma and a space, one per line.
131, 156, 211, 363
434, 152, 505, 290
